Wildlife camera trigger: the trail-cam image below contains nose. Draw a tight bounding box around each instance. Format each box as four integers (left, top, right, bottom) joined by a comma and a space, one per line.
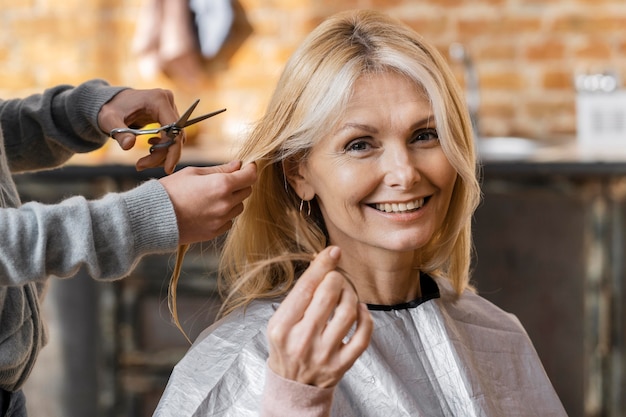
383, 145, 420, 190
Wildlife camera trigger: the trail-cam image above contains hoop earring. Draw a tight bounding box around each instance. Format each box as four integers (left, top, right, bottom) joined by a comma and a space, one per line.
299, 199, 311, 216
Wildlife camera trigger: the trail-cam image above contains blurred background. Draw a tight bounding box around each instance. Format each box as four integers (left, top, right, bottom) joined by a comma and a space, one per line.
3, 0, 625, 161
2, 0, 626, 416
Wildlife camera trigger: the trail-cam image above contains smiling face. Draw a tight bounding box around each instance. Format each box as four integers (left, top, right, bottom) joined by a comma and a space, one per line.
289, 71, 458, 264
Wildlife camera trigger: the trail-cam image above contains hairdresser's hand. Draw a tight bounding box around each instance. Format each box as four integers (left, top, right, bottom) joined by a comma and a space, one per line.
267, 246, 373, 388
159, 161, 257, 244
97, 88, 183, 174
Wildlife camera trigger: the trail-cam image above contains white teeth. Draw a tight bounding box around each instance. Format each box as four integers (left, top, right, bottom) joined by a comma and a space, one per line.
375, 198, 424, 213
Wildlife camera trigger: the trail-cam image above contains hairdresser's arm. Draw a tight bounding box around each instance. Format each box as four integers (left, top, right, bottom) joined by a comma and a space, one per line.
0, 179, 176, 284
0, 161, 256, 285
0, 80, 185, 174
262, 246, 373, 416
0, 80, 125, 173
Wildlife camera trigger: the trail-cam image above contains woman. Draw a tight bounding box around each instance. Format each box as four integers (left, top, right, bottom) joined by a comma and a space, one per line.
154, 10, 566, 416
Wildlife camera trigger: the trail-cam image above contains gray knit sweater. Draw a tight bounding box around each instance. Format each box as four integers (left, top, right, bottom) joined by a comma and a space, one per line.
0, 80, 179, 391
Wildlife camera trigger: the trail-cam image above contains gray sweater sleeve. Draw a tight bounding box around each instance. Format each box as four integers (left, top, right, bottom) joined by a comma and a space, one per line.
0, 179, 179, 284
1, 79, 124, 173
0, 80, 180, 391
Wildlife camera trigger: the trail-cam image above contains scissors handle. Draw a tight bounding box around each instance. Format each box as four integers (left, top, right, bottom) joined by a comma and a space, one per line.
149, 139, 175, 153
109, 126, 167, 137
108, 102, 227, 154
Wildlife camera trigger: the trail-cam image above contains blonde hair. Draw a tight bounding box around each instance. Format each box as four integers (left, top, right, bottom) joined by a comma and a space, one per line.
170, 9, 482, 326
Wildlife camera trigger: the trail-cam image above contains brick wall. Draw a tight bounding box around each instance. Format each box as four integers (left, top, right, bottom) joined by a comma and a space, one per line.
1, 0, 625, 162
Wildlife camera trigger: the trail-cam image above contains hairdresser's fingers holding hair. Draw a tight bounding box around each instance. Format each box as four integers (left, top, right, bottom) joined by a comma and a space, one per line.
159, 161, 257, 244
267, 246, 373, 388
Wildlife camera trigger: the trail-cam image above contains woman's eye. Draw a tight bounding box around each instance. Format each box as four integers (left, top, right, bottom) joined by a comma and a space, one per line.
345, 139, 372, 152
412, 128, 439, 143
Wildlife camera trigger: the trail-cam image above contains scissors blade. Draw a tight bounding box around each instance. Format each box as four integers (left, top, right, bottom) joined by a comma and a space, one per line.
174, 99, 201, 129
165, 99, 201, 140
183, 108, 227, 128
152, 101, 226, 152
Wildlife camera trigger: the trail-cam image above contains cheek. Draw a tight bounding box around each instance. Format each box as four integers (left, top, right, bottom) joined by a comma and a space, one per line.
436, 171, 458, 223
422, 155, 458, 218
440, 169, 458, 197
430, 153, 457, 190
310, 161, 371, 197
311, 165, 375, 213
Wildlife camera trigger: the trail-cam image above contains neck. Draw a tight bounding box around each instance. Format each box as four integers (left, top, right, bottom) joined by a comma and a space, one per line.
339, 251, 422, 305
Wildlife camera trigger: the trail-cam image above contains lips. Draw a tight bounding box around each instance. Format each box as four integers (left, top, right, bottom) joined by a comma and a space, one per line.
373, 198, 425, 213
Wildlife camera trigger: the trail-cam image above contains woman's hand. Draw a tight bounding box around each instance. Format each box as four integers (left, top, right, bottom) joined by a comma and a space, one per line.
267, 246, 373, 388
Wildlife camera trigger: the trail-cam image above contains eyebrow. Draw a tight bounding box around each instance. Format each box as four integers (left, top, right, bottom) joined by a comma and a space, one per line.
339, 123, 379, 134
338, 114, 435, 134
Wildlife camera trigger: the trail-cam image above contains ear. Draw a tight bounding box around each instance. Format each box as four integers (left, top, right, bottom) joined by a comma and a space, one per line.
284, 156, 315, 201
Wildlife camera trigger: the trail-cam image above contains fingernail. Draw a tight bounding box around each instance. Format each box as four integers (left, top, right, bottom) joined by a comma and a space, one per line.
329, 246, 341, 260
122, 137, 132, 149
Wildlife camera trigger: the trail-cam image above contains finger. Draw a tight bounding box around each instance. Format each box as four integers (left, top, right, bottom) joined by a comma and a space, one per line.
187, 161, 241, 175
215, 160, 243, 173
163, 138, 183, 175
113, 133, 137, 150
155, 92, 180, 128
224, 200, 245, 219
230, 184, 253, 205
140, 133, 183, 174
213, 219, 234, 236
135, 148, 167, 171
273, 246, 342, 326
320, 282, 360, 345
339, 303, 373, 362
135, 135, 179, 172
178, 200, 242, 245
189, 161, 257, 183
98, 89, 179, 136
229, 162, 258, 187
209, 162, 257, 194
191, 160, 242, 176
207, 201, 245, 228
147, 136, 162, 145
302, 271, 349, 333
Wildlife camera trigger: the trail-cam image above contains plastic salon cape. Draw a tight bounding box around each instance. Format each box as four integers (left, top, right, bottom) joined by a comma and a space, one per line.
153, 274, 567, 416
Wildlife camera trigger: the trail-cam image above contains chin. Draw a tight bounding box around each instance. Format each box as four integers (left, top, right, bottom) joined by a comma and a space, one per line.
380, 238, 429, 253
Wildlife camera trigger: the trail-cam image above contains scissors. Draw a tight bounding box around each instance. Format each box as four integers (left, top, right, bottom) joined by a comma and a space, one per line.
109, 99, 226, 153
